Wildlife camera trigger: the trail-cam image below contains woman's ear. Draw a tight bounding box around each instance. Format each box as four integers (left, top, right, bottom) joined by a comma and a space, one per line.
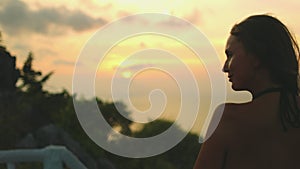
251, 54, 261, 68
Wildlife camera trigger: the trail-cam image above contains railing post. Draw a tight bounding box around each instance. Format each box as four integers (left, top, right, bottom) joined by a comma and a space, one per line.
43, 146, 63, 169
0, 145, 88, 169
7, 163, 15, 169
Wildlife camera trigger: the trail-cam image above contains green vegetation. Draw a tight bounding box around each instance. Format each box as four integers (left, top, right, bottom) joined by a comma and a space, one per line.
0, 36, 201, 169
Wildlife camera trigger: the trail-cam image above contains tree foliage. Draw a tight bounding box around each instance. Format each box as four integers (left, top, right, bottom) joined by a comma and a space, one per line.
0, 40, 200, 169
19, 52, 53, 93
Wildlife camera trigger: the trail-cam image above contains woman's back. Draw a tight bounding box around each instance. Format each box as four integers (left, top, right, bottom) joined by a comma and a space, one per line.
222, 92, 300, 169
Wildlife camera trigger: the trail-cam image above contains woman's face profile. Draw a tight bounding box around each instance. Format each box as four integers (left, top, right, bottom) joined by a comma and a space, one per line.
223, 35, 258, 91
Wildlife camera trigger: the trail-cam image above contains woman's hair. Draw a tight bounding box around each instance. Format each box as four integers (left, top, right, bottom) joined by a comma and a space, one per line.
230, 14, 300, 130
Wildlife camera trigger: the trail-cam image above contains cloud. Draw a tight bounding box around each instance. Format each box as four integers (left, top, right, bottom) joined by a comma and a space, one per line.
184, 9, 203, 25
157, 9, 204, 29
120, 64, 155, 72
78, 0, 113, 12
53, 59, 76, 66
0, 0, 107, 35
114, 64, 155, 79
117, 10, 132, 18
139, 42, 147, 48
156, 15, 192, 30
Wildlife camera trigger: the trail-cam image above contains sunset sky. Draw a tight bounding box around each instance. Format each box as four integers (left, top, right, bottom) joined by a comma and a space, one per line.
1, 0, 300, 133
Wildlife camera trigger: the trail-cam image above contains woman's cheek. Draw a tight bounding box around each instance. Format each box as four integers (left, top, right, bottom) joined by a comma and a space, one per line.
227, 58, 233, 69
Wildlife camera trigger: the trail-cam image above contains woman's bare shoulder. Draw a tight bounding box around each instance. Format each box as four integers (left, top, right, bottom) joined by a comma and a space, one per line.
206, 101, 258, 135
204, 103, 244, 142
215, 102, 251, 120
209, 102, 255, 135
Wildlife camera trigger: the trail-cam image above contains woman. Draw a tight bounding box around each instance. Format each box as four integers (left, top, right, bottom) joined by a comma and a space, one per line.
193, 14, 300, 169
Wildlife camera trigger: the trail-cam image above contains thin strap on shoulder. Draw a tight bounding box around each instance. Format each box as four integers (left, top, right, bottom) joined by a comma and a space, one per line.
252, 87, 282, 100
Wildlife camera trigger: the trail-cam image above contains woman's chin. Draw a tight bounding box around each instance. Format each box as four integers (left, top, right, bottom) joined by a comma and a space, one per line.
231, 83, 249, 91
231, 83, 242, 91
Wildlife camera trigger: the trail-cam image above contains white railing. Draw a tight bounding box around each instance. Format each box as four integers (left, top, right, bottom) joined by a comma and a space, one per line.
0, 145, 88, 169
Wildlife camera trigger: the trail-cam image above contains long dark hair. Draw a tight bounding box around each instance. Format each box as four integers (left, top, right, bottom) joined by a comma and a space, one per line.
230, 14, 300, 130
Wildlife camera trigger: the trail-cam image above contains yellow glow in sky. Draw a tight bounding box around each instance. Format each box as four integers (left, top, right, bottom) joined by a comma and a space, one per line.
1, 0, 300, 133
97, 34, 203, 72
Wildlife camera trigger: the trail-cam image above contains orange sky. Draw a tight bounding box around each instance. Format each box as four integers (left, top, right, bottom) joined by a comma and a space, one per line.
1, 0, 300, 133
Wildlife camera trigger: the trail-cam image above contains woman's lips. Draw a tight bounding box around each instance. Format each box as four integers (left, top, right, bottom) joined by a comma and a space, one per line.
228, 75, 232, 82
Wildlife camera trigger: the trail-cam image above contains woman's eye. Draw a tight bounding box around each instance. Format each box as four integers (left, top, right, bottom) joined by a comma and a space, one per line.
225, 50, 233, 58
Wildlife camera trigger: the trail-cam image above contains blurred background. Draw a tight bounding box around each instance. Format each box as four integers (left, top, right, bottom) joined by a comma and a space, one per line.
0, 0, 299, 168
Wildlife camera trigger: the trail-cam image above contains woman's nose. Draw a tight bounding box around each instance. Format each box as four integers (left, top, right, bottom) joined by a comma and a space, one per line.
222, 60, 229, 73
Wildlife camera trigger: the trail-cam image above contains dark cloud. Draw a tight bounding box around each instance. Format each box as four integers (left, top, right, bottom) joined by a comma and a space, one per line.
37, 48, 58, 58
12, 42, 30, 51
0, 0, 107, 35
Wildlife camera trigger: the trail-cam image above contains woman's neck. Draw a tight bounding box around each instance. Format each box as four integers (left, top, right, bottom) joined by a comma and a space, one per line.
249, 80, 282, 100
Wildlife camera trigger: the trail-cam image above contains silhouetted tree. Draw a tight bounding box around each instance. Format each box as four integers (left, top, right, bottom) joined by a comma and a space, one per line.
0, 45, 20, 93
19, 52, 53, 94
0, 34, 201, 169
106, 120, 201, 169
0, 43, 21, 148
0, 45, 62, 148
98, 100, 133, 135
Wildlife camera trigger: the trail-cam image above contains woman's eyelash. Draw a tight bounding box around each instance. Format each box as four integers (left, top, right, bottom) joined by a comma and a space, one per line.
225, 50, 233, 57
226, 52, 233, 58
